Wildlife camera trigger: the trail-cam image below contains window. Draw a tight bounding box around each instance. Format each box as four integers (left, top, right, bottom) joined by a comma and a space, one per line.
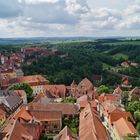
54, 125, 57, 128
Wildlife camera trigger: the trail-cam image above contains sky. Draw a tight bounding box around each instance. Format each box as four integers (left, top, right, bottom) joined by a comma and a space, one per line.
0, 0, 140, 37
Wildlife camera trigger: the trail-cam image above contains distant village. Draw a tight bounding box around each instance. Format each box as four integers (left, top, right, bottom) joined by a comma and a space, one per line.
0, 47, 140, 140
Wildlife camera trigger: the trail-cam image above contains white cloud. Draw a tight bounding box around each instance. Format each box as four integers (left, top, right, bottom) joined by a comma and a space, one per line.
0, 0, 140, 37
125, 5, 140, 15
22, 0, 59, 4
118, 16, 140, 29
65, 0, 89, 15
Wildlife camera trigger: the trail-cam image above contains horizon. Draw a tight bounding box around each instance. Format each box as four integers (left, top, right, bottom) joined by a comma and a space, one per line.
0, 35, 140, 39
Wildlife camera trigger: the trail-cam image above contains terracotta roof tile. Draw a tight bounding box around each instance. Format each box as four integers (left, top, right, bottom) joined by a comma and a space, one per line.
79, 104, 109, 140
79, 100, 97, 109
78, 78, 94, 91
28, 103, 79, 115
44, 85, 66, 98
113, 117, 137, 137
14, 106, 32, 121
14, 90, 26, 97
16, 75, 48, 86
109, 111, 135, 124
98, 94, 120, 104
54, 126, 78, 140
113, 86, 123, 96
29, 110, 62, 121
3, 119, 33, 140
77, 95, 88, 104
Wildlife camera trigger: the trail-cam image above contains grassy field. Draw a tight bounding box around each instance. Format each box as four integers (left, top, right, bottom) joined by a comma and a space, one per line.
113, 53, 128, 60
102, 63, 113, 70
50, 40, 95, 44
103, 41, 140, 45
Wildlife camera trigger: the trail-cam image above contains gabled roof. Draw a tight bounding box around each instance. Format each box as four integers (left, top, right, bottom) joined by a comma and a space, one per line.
130, 87, 140, 96
3, 119, 33, 140
14, 106, 32, 121
54, 126, 78, 140
16, 75, 48, 86
98, 94, 120, 104
23, 123, 41, 140
0, 90, 22, 110
79, 104, 109, 140
29, 110, 62, 121
113, 117, 137, 137
28, 103, 79, 115
109, 110, 135, 124
15, 105, 62, 122
14, 90, 26, 98
44, 85, 66, 98
78, 100, 97, 109
78, 78, 94, 91
113, 86, 123, 96
71, 80, 77, 87
101, 101, 118, 114
77, 95, 88, 104
32, 93, 46, 103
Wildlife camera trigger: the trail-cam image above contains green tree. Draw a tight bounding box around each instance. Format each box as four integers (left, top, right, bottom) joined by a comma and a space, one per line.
136, 122, 140, 134
126, 101, 140, 115
98, 85, 110, 93
131, 96, 139, 102
11, 83, 33, 102
122, 92, 129, 106
134, 110, 140, 122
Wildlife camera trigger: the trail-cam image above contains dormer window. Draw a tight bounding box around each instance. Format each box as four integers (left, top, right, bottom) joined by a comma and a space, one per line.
84, 111, 89, 118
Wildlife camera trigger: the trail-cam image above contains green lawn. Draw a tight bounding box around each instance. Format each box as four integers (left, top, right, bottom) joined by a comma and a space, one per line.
102, 63, 113, 70
104, 41, 140, 46
113, 53, 128, 60
50, 40, 95, 45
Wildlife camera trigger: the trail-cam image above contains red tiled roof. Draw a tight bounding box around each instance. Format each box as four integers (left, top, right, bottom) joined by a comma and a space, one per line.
109, 110, 135, 124
113, 117, 137, 137
54, 126, 78, 140
28, 103, 79, 115
79, 104, 109, 140
15, 105, 62, 122
101, 101, 118, 116
78, 78, 94, 91
14, 90, 26, 98
23, 123, 42, 140
4, 119, 33, 140
98, 94, 120, 104
14, 106, 32, 121
77, 95, 88, 104
16, 75, 48, 86
44, 85, 66, 98
79, 100, 97, 109
113, 86, 123, 96
32, 93, 46, 103
29, 110, 62, 121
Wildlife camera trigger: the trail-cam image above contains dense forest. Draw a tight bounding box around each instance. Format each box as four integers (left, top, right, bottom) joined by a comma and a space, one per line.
20, 38, 140, 87
1, 38, 140, 87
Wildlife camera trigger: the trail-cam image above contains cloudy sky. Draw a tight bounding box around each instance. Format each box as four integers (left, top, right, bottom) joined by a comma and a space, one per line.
0, 0, 140, 37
